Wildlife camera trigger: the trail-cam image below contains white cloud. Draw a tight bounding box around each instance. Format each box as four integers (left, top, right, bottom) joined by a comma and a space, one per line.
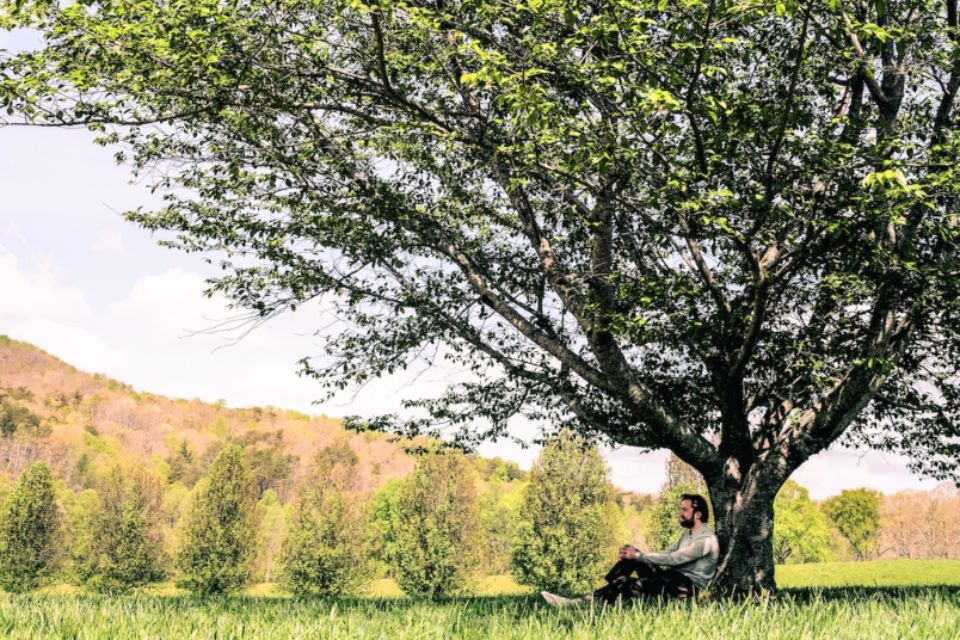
92, 228, 126, 255
1, 222, 26, 245
0, 243, 91, 324
108, 269, 247, 342
4, 319, 126, 374
792, 448, 940, 500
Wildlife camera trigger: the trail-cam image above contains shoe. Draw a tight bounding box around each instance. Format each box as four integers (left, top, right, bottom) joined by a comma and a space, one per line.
541, 591, 583, 608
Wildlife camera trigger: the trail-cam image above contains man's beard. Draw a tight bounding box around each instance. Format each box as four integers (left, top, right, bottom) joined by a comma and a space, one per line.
679, 517, 695, 529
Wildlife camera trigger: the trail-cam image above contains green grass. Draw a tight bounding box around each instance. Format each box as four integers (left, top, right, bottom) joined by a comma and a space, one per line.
777, 559, 960, 588
2, 561, 958, 639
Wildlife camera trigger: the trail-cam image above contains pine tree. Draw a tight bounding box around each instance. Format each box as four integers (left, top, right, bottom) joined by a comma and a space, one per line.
71, 468, 165, 593
511, 431, 617, 594
279, 488, 372, 596
176, 445, 257, 593
0, 462, 60, 592
392, 451, 480, 598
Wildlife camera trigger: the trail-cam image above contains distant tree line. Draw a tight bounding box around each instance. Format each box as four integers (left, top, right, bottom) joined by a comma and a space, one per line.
0, 439, 956, 596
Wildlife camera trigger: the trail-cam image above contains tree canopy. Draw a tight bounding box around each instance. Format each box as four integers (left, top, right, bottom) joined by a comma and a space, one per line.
822, 487, 882, 560
772, 480, 832, 564
3, 0, 960, 592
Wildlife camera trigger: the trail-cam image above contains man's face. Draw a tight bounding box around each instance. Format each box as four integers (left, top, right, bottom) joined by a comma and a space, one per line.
679, 499, 697, 529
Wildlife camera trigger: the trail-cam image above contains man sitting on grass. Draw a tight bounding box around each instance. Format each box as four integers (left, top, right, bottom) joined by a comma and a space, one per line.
542, 493, 719, 607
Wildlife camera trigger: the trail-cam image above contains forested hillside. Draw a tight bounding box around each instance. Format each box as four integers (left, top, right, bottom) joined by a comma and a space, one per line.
0, 334, 414, 498
0, 335, 537, 585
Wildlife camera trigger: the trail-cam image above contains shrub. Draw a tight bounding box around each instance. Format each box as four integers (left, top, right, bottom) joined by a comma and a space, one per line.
511, 431, 617, 594
392, 452, 480, 598
176, 445, 257, 593
279, 489, 372, 596
0, 462, 60, 592
72, 468, 166, 592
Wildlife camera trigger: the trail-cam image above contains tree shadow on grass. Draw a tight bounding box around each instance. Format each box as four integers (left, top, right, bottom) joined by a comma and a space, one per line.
180, 584, 959, 612
26, 585, 952, 622
779, 584, 960, 604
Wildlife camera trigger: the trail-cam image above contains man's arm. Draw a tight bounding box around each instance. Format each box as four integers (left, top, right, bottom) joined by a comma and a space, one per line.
620, 534, 681, 562
660, 536, 681, 555
641, 535, 716, 567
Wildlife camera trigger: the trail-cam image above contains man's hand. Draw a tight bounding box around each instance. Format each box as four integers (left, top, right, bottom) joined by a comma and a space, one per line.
618, 545, 642, 561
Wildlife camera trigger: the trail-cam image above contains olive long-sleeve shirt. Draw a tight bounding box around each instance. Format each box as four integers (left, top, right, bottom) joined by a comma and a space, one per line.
640, 524, 719, 587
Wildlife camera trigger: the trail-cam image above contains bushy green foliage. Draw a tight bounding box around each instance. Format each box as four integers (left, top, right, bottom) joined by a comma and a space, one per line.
279, 489, 372, 596
0, 401, 41, 438
0, 462, 60, 592
71, 469, 165, 593
392, 452, 480, 598
511, 431, 617, 594
253, 490, 289, 583
165, 439, 202, 487
773, 481, 832, 564
475, 457, 527, 483
367, 478, 405, 578
479, 478, 524, 575
822, 489, 882, 561
176, 445, 257, 594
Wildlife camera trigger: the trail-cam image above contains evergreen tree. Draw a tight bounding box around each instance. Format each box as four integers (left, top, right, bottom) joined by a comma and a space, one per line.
166, 439, 202, 487
511, 431, 617, 594
392, 452, 480, 598
176, 445, 257, 593
71, 468, 165, 593
279, 488, 372, 596
0, 462, 60, 592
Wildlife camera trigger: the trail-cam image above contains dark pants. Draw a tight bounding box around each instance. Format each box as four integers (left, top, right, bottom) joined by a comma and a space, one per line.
592, 559, 695, 605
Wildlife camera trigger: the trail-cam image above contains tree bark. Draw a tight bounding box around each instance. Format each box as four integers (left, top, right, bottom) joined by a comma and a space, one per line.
707, 463, 784, 596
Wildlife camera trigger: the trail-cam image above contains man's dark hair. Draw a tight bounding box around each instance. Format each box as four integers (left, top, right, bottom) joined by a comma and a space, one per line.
681, 493, 709, 523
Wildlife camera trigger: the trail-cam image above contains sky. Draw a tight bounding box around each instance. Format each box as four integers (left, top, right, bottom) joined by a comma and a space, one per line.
0, 33, 945, 501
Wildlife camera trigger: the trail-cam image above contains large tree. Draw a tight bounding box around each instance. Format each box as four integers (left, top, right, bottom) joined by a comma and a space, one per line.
3, 0, 960, 593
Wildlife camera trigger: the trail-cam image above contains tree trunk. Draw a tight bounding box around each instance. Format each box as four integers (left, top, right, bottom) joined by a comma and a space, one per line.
707, 469, 781, 596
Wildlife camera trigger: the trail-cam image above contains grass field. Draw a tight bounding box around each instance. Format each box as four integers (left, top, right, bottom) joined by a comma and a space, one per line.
1, 560, 958, 639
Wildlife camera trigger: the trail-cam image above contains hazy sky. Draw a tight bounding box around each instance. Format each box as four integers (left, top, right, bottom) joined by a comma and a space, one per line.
0, 32, 943, 499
